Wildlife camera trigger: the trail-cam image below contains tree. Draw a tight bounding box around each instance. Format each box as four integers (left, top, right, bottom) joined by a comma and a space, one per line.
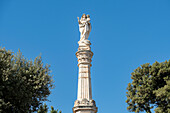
0, 48, 54, 113
37, 104, 48, 113
126, 60, 170, 113
37, 103, 61, 113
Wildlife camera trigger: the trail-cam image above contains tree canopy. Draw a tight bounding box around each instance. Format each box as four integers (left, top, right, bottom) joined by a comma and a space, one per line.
38, 103, 61, 113
0, 48, 54, 113
126, 60, 170, 113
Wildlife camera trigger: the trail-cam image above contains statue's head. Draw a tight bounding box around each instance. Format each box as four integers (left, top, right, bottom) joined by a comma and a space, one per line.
87, 15, 90, 18
82, 14, 86, 18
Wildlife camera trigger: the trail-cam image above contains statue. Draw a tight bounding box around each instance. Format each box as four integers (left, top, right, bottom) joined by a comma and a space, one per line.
77, 14, 91, 41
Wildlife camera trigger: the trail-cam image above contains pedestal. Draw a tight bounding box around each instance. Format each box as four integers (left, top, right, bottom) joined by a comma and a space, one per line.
73, 40, 98, 113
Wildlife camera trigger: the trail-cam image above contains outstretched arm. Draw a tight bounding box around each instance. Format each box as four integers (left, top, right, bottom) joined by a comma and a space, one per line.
77, 17, 81, 24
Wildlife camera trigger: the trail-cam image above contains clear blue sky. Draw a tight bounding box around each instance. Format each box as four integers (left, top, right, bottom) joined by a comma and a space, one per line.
0, 0, 170, 113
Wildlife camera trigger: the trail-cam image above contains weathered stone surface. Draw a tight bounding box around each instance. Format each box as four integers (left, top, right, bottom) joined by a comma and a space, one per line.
73, 14, 97, 113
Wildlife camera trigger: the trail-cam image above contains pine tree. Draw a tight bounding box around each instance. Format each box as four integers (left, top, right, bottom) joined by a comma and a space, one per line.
38, 104, 48, 113
37, 103, 61, 113
126, 61, 170, 113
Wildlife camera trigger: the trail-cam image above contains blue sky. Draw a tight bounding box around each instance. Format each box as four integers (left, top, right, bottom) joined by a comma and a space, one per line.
0, 0, 170, 113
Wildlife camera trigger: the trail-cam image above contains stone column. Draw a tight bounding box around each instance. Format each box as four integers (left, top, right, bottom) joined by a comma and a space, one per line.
73, 40, 98, 113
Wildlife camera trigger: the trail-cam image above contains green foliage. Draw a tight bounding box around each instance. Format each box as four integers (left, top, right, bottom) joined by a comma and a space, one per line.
38, 104, 48, 113
0, 48, 54, 113
126, 61, 170, 113
37, 103, 61, 113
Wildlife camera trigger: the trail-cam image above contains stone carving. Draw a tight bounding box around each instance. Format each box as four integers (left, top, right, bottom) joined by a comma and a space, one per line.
74, 99, 96, 107
73, 14, 97, 113
76, 51, 93, 66
77, 14, 91, 41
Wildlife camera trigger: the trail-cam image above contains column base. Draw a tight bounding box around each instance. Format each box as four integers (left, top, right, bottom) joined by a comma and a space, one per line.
73, 99, 98, 113
73, 106, 97, 113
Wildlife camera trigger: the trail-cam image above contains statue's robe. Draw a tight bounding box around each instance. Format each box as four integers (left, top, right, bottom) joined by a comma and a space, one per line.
79, 20, 91, 41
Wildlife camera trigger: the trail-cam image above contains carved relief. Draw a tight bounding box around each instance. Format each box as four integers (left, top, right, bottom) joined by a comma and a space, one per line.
74, 99, 96, 107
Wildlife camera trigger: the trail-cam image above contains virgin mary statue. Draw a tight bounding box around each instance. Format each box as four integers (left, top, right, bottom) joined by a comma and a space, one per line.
78, 14, 91, 41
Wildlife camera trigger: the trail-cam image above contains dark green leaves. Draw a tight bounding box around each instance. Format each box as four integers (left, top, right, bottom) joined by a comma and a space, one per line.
126, 60, 170, 113
38, 103, 62, 113
0, 48, 54, 112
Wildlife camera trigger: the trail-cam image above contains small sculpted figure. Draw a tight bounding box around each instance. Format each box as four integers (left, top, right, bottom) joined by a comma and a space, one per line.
77, 14, 91, 41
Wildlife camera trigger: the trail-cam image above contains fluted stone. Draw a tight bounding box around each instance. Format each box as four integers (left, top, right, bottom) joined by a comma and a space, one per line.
73, 14, 97, 113
73, 41, 97, 113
